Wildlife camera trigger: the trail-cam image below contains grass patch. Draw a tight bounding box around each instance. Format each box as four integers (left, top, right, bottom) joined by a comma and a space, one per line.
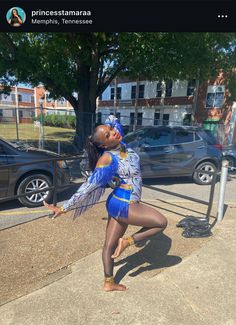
0, 123, 75, 142
0, 123, 79, 154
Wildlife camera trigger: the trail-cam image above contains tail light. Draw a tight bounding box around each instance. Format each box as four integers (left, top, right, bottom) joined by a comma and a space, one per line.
214, 144, 223, 150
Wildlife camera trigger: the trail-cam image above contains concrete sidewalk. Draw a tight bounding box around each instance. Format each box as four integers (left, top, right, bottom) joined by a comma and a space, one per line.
0, 202, 236, 325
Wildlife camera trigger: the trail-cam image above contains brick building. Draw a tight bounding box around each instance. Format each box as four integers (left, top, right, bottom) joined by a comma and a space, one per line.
98, 74, 236, 144
0, 73, 235, 144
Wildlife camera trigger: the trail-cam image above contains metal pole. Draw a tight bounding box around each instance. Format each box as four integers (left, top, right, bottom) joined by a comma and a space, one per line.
114, 77, 117, 116
133, 77, 140, 131
39, 101, 44, 149
15, 86, 19, 141
52, 160, 58, 206
217, 160, 229, 222
205, 172, 217, 221
57, 141, 60, 154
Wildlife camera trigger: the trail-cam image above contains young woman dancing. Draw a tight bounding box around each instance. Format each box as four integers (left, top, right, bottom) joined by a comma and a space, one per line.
44, 117, 167, 292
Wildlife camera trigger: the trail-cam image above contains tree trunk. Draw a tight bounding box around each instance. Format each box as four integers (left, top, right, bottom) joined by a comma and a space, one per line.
72, 86, 97, 151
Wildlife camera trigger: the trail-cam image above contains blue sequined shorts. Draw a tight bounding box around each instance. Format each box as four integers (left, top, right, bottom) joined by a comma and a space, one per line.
106, 187, 132, 219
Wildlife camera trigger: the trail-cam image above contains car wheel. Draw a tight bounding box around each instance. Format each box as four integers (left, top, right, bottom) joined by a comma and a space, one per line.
224, 156, 236, 174
17, 174, 53, 208
193, 162, 217, 185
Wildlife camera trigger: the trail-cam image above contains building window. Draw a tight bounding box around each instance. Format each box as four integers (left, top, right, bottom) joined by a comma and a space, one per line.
206, 85, 225, 108
116, 112, 121, 120
11, 94, 16, 101
187, 80, 196, 96
0, 109, 3, 117
31, 96, 34, 103
183, 114, 192, 125
110, 87, 121, 100
97, 112, 102, 124
137, 112, 143, 125
138, 85, 145, 99
131, 86, 136, 99
18, 94, 22, 102
163, 114, 170, 126
156, 82, 162, 97
46, 94, 53, 103
130, 112, 135, 125
165, 80, 173, 97
131, 85, 145, 99
154, 112, 160, 125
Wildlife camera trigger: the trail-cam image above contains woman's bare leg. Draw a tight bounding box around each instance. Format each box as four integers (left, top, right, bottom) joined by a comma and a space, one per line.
112, 203, 167, 259
102, 217, 128, 291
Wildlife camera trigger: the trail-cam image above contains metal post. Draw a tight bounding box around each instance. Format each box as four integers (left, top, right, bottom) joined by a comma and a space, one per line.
39, 98, 44, 149
15, 86, 19, 141
205, 172, 217, 221
133, 77, 140, 131
52, 160, 58, 206
57, 141, 61, 154
114, 77, 117, 116
217, 160, 229, 222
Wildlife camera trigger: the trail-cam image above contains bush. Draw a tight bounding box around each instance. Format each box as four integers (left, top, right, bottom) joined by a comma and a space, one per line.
33, 114, 76, 129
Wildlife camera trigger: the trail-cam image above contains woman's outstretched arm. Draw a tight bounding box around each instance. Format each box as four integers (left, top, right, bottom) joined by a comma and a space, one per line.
44, 152, 117, 218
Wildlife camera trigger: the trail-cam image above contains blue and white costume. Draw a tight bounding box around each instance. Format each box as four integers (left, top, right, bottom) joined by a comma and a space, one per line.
62, 118, 142, 219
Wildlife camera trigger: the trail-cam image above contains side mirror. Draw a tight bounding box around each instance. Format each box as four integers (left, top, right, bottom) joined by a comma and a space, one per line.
139, 144, 150, 152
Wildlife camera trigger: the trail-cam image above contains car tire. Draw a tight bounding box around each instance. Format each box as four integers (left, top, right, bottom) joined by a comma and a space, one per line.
224, 156, 236, 174
17, 174, 53, 208
193, 161, 217, 185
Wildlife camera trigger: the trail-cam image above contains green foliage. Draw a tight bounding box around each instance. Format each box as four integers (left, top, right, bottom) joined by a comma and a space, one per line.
33, 114, 75, 128
0, 32, 236, 147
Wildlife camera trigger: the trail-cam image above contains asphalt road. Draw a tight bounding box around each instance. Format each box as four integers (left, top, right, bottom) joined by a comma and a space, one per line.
0, 175, 235, 231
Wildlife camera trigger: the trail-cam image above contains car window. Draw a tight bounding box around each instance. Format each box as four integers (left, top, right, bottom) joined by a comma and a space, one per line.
198, 130, 218, 144
123, 129, 147, 143
0, 144, 6, 154
174, 130, 194, 144
143, 128, 172, 146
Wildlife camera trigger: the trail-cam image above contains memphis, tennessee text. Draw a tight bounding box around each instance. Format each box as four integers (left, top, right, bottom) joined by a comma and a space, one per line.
32, 18, 93, 25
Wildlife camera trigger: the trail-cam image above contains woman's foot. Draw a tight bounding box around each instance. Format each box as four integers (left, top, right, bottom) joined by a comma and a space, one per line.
111, 238, 130, 259
104, 281, 127, 292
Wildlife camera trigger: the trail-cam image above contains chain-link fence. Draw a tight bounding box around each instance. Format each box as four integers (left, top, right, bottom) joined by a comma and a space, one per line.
0, 107, 78, 154
0, 106, 235, 153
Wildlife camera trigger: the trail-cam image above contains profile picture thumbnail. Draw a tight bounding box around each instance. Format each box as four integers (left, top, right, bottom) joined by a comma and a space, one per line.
6, 7, 26, 27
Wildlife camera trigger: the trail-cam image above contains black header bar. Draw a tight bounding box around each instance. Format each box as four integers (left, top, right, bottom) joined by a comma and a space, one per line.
0, 1, 235, 32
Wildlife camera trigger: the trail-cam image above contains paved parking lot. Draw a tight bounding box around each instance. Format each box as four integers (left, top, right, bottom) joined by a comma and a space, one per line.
0, 175, 235, 231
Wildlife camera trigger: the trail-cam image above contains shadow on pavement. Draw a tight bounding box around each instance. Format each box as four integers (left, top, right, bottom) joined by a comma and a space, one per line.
143, 176, 193, 186
0, 183, 81, 212
114, 233, 182, 283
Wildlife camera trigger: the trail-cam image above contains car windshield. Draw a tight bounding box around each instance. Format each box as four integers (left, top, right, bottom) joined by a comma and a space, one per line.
0, 138, 33, 151
0, 137, 19, 148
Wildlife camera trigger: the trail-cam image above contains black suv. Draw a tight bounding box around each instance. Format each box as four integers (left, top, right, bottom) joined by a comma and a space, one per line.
0, 138, 71, 207
123, 126, 222, 185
